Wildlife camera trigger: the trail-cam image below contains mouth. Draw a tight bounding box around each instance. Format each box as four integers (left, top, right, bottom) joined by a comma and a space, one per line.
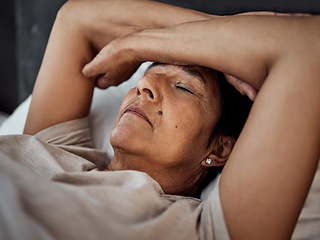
123, 105, 153, 126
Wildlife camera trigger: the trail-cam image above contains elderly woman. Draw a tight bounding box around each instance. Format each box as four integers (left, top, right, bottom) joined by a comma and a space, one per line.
24, 0, 252, 198
0, 0, 319, 239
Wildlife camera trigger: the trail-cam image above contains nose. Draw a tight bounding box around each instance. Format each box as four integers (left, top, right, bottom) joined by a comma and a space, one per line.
136, 75, 162, 102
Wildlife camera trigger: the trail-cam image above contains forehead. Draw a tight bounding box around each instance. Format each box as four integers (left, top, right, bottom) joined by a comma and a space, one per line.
144, 64, 216, 86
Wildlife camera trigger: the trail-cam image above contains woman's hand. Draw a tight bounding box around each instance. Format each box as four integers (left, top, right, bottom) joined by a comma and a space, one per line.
83, 38, 142, 89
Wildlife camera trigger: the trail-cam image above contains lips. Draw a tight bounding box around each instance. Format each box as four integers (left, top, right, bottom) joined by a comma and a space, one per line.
123, 105, 152, 126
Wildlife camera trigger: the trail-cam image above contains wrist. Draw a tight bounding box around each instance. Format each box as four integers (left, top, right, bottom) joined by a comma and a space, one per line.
128, 28, 188, 66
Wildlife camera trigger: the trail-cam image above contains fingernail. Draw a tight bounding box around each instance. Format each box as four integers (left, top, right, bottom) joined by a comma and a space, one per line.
248, 91, 255, 101
82, 64, 90, 75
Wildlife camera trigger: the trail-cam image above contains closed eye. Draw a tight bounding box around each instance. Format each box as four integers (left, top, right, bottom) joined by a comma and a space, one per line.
176, 85, 194, 95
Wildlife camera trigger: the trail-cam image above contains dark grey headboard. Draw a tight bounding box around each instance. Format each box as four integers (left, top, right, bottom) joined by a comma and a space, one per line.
158, 0, 320, 15
1, 0, 319, 113
1, 0, 66, 113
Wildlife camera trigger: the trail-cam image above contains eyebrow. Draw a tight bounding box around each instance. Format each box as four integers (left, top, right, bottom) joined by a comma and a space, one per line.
179, 66, 207, 86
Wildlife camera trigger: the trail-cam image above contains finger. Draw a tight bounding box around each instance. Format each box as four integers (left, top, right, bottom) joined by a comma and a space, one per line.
96, 74, 111, 89
224, 74, 246, 95
95, 64, 140, 89
95, 72, 125, 89
82, 52, 106, 78
224, 74, 258, 101
241, 81, 258, 101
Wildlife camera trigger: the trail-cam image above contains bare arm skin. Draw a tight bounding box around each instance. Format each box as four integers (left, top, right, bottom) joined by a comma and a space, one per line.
83, 15, 320, 238
23, 0, 213, 135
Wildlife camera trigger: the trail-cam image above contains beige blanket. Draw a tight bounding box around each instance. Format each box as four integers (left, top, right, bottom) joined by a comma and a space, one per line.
0, 119, 228, 240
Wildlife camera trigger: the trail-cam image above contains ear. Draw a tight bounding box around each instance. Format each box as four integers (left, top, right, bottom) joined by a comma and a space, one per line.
201, 135, 235, 167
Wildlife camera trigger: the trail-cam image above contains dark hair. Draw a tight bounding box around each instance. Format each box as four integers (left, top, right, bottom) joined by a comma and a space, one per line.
208, 72, 253, 145
196, 72, 253, 197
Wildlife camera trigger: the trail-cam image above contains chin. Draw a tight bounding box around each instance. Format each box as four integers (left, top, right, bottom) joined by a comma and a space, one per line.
110, 124, 132, 150
110, 123, 146, 154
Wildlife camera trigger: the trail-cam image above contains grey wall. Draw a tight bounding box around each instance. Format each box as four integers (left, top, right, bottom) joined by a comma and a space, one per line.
0, 0, 66, 113
15, 0, 67, 107
1, 0, 319, 113
0, 0, 17, 113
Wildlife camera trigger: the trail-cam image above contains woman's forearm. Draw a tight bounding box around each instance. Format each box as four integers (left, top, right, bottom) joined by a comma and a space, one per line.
65, 0, 212, 51
85, 14, 319, 91
127, 15, 318, 90
24, 5, 96, 134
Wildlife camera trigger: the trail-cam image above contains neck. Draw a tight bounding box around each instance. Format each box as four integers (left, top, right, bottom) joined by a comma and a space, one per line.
108, 149, 205, 196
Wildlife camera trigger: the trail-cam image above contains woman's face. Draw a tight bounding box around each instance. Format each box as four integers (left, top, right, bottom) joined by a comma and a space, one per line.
109, 64, 221, 195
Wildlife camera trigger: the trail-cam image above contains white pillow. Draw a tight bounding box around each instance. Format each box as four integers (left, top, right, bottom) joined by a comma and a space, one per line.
0, 96, 31, 135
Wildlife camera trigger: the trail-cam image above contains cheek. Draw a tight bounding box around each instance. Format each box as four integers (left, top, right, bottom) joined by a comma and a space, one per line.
165, 97, 206, 131
161, 103, 210, 150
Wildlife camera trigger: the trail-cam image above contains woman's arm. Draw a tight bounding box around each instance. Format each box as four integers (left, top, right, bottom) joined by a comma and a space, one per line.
23, 0, 212, 135
83, 15, 320, 238
83, 15, 313, 89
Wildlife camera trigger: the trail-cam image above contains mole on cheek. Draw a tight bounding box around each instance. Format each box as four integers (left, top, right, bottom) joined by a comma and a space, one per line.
175, 125, 178, 128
